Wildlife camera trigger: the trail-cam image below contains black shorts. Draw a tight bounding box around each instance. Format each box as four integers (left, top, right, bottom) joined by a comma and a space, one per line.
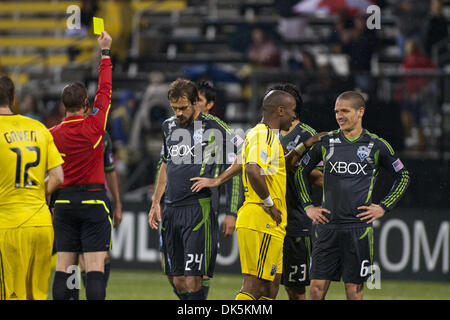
281, 235, 312, 287
161, 198, 218, 277
53, 190, 112, 253
310, 226, 374, 283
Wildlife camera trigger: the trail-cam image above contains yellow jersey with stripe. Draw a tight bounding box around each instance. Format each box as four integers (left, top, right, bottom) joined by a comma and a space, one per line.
0, 115, 63, 228
236, 123, 287, 239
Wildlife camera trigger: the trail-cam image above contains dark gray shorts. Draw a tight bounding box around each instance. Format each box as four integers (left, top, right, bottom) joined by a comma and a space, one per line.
161, 198, 218, 277
310, 226, 374, 283
281, 235, 312, 287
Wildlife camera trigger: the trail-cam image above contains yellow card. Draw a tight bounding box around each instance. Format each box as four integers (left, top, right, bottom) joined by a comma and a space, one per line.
93, 17, 104, 35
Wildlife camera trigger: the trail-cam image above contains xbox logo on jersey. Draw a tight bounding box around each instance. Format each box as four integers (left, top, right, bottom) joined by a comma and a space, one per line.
329, 161, 368, 175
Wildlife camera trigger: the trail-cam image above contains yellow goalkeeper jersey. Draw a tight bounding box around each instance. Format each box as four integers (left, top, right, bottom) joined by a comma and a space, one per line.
0, 114, 63, 228
236, 123, 287, 239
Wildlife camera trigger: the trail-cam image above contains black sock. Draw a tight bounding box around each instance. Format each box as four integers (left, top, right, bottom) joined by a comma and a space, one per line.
202, 278, 210, 300
81, 270, 87, 289
52, 271, 71, 300
186, 289, 205, 300
69, 287, 79, 300
104, 262, 111, 288
86, 271, 105, 300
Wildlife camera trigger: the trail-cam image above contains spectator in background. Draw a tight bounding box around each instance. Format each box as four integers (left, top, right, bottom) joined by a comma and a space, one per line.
344, 14, 377, 92
330, 13, 377, 92
129, 71, 169, 153
21, 93, 43, 122
43, 101, 66, 129
110, 90, 139, 181
247, 28, 281, 68
328, 10, 353, 50
397, 40, 436, 150
66, 0, 99, 61
275, 0, 307, 41
424, 0, 448, 59
393, 0, 429, 58
80, 0, 99, 31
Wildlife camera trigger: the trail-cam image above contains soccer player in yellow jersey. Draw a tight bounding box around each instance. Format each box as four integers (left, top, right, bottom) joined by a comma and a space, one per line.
0, 76, 64, 300
192, 90, 301, 300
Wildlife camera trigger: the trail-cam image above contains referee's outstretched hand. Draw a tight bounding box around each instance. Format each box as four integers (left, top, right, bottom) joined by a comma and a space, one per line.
98, 31, 112, 50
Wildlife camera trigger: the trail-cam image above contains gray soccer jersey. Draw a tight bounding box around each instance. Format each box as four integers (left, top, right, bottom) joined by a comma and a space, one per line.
296, 129, 410, 228
161, 113, 241, 212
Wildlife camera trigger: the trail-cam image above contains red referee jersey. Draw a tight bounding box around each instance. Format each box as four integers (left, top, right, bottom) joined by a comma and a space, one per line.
50, 58, 112, 188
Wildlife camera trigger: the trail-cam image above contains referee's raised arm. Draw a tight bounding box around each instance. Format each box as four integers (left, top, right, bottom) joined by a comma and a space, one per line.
92, 31, 113, 133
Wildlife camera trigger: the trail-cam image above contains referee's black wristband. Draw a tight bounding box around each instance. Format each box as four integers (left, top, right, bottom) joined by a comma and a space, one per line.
101, 49, 111, 56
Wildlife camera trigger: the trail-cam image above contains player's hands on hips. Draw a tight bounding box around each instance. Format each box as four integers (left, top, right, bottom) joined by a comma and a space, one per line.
305, 132, 328, 148
357, 204, 385, 224
190, 177, 220, 193
259, 204, 282, 225
305, 206, 330, 225
222, 215, 236, 237
98, 31, 112, 49
148, 202, 162, 229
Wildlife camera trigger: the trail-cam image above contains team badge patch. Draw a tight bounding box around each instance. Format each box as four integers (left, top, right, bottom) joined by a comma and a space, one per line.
357, 146, 370, 161
302, 153, 310, 165
259, 150, 269, 162
287, 141, 296, 151
193, 129, 204, 144
270, 264, 278, 276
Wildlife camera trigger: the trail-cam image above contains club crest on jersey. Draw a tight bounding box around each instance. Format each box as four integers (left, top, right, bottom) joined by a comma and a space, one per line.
270, 264, 278, 276
286, 141, 296, 151
193, 129, 204, 144
357, 146, 370, 161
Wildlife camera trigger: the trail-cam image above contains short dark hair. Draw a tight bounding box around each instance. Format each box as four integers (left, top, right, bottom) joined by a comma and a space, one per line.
262, 89, 295, 113
61, 82, 88, 112
267, 83, 303, 118
0, 75, 15, 108
336, 91, 366, 110
196, 81, 216, 103
168, 78, 199, 105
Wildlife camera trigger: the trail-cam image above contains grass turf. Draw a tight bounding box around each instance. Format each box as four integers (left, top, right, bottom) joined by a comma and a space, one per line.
48, 269, 450, 300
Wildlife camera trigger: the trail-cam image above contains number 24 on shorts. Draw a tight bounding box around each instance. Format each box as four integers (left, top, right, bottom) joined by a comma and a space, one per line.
185, 253, 203, 271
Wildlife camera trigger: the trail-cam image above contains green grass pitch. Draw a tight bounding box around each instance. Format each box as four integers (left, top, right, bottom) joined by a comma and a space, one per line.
48, 269, 450, 300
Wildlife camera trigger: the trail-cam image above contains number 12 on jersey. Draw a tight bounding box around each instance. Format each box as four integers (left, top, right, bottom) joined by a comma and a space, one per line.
10, 146, 41, 188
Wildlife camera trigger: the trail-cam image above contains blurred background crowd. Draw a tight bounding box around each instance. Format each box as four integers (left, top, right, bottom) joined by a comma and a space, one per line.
1, 0, 449, 202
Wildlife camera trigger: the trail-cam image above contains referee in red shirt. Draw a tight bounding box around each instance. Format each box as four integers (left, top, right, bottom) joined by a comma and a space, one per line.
50, 32, 113, 300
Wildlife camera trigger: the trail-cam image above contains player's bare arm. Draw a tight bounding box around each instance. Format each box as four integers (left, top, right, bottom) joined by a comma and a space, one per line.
148, 161, 167, 229
285, 132, 327, 172
356, 204, 386, 224
190, 154, 242, 192
222, 215, 236, 237
245, 163, 282, 225
45, 165, 64, 196
308, 169, 324, 187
